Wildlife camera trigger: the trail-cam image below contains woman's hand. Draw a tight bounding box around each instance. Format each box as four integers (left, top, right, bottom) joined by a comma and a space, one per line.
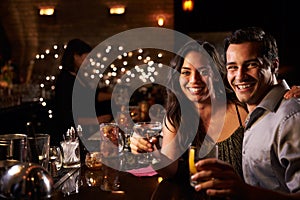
130, 133, 158, 154
284, 85, 300, 99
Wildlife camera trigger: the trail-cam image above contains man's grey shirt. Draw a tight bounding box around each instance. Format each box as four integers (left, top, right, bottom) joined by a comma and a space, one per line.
243, 80, 300, 193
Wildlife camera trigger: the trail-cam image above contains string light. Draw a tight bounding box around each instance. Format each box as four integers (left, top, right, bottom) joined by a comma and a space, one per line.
32, 42, 173, 119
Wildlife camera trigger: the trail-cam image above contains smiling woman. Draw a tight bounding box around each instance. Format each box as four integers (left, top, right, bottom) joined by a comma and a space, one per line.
179, 51, 211, 103
130, 40, 248, 188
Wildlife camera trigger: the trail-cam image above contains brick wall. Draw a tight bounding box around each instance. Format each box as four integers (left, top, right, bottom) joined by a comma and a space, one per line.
0, 0, 174, 82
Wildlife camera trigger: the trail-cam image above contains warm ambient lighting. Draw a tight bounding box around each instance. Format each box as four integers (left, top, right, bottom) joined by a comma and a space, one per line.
157, 177, 163, 183
39, 7, 55, 15
110, 6, 125, 15
157, 16, 165, 27
182, 0, 194, 12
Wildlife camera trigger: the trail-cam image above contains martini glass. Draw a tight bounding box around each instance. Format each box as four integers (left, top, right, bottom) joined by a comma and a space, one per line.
133, 121, 162, 165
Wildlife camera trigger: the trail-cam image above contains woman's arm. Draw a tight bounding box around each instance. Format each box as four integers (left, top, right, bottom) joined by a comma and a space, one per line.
130, 117, 180, 178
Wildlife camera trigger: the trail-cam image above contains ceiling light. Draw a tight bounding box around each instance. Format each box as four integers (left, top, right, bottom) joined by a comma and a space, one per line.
110, 6, 125, 15
39, 6, 55, 16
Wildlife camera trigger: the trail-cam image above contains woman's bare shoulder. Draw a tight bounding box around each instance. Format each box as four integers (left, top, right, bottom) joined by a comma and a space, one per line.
227, 103, 247, 121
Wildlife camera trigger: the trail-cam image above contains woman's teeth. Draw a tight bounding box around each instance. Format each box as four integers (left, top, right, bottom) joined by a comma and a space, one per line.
189, 88, 201, 93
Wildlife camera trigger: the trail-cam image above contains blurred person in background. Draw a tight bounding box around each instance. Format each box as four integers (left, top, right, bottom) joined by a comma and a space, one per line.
54, 38, 92, 145
54, 39, 112, 146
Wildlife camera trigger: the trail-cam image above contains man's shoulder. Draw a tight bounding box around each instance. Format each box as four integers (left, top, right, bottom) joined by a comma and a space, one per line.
279, 97, 300, 115
283, 96, 300, 106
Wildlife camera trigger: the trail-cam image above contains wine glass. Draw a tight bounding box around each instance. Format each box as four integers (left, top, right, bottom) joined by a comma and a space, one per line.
49, 146, 63, 171
116, 111, 134, 152
132, 121, 162, 165
99, 123, 125, 158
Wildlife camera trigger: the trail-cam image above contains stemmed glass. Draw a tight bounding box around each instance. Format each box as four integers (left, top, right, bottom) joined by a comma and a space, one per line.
49, 146, 63, 171
116, 111, 134, 152
133, 121, 162, 165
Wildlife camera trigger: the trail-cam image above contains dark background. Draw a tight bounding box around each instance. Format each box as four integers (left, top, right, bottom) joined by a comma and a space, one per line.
0, 0, 299, 85
174, 0, 299, 85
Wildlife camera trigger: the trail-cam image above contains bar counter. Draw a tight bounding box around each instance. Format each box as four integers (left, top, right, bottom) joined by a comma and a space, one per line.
51, 164, 208, 200
51, 164, 160, 200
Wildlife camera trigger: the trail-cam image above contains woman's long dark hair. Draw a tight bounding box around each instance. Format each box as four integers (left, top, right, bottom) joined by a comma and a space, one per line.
165, 40, 241, 151
61, 38, 92, 73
